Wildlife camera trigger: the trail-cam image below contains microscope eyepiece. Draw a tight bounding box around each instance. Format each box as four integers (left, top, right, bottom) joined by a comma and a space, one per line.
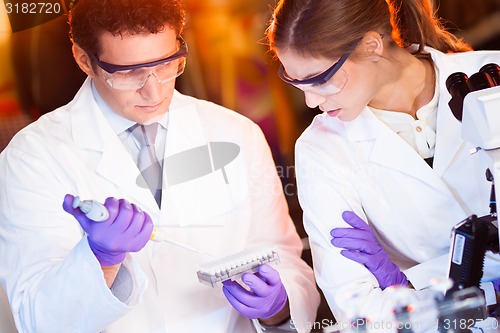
479, 63, 500, 86
467, 71, 496, 92
446, 72, 470, 121
446, 64, 500, 122
446, 72, 469, 96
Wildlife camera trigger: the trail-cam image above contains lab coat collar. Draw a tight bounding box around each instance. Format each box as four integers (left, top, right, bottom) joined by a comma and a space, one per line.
165, 90, 207, 155
70, 78, 160, 214
425, 47, 466, 177
90, 80, 136, 135
343, 107, 454, 196
160, 90, 232, 226
342, 46, 469, 194
71, 78, 116, 152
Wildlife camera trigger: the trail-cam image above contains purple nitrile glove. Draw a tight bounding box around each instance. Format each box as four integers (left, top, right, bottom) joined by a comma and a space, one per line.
330, 211, 408, 290
493, 278, 500, 292
222, 264, 288, 319
63, 194, 154, 266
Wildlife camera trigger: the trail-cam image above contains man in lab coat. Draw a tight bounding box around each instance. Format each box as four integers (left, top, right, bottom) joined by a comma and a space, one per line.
0, 0, 320, 332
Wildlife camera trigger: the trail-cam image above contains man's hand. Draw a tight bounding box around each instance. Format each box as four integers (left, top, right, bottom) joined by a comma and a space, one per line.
63, 194, 154, 266
330, 211, 408, 289
222, 264, 288, 320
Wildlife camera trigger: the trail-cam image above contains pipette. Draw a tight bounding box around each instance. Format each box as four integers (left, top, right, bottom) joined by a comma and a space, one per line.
72, 196, 215, 257
72, 196, 109, 221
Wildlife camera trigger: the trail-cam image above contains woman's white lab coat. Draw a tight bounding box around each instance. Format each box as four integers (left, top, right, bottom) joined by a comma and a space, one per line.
295, 47, 500, 324
0, 79, 320, 333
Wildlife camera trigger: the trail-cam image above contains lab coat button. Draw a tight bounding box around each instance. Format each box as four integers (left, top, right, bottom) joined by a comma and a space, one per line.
415, 126, 422, 132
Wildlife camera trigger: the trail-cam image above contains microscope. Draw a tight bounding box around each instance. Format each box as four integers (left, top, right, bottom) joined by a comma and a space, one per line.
443, 63, 500, 330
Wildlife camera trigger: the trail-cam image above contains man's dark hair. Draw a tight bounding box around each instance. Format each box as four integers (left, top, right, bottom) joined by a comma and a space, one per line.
69, 0, 186, 58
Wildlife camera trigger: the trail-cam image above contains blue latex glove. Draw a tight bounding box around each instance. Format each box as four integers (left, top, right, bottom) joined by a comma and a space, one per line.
63, 194, 154, 266
330, 211, 408, 289
222, 264, 288, 319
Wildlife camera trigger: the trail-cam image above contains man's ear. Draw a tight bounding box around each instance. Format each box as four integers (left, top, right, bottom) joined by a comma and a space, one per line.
72, 43, 96, 77
361, 31, 384, 61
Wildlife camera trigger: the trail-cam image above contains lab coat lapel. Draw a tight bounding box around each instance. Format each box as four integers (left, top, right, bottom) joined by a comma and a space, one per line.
70, 79, 160, 214
96, 142, 160, 214
428, 49, 466, 177
345, 108, 453, 196
161, 92, 242, 226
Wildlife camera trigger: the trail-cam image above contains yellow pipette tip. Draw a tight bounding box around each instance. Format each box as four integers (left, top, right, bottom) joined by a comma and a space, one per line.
150, 227, 158, 240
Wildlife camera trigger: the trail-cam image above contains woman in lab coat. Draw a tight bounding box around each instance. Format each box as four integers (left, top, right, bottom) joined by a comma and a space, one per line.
265, 0, 500, 326
0, 0, 319, 332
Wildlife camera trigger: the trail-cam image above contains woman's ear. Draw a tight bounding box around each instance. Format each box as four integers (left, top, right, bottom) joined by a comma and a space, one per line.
361, 31, 384, 61
72, 43, 96, 77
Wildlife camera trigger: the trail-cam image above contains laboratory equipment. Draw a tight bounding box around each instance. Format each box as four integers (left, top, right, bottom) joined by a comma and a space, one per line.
444, 63, 500, 329
72, 196, 215, 257
322, 285, 487, 333
437, 287, 488, 333
446, 63, 500, 222
197, 247, 281, 333
447, 215, 498, 294
196, 247, 280, 287
72, 196, 109, 221
445, 63, 500, 286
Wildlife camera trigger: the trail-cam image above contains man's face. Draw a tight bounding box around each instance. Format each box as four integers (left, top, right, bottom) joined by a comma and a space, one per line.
90, 27, 181, 124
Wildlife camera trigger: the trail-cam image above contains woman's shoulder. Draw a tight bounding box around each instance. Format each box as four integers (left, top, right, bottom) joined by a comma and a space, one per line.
295, 112, 355, 163
444, 49, 500, 62
426, 46, 500, 70
297, 113, 344, 143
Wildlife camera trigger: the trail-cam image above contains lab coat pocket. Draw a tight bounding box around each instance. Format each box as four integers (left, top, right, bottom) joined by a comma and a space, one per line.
167, 152, 248, 226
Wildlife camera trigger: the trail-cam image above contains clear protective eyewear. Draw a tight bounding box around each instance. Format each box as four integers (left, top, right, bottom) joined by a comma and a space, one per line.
278, 53, 350, 95
91, 36, 188, 90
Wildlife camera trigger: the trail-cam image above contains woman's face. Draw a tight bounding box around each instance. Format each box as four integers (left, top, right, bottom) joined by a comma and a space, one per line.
277, 49, 378, 122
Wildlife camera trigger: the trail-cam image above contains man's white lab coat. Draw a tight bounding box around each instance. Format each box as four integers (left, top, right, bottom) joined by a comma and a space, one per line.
295, 47, 500, 324
0, 79, 320, 332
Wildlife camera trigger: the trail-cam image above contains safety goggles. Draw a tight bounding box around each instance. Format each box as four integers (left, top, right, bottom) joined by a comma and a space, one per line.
91, 36, 188, 90
278, 52, 350, 95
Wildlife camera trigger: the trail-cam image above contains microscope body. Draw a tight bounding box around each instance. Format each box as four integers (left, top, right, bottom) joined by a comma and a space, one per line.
446, 63, 500, 277
461, 84, 500, 228
442, 63, 500, 330
447, 73, 500, 291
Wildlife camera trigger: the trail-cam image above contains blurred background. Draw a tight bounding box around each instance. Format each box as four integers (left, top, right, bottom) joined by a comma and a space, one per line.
0, 0, 499, 331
